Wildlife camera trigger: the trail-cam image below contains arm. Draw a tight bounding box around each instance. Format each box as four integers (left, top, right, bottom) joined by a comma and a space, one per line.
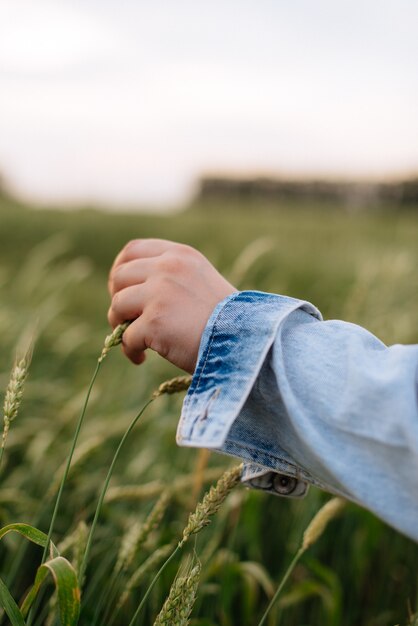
108, 239, 418, 541
178, 290, 418, 542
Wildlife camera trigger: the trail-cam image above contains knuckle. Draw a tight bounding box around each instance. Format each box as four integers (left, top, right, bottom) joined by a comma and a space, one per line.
155, 255, 170, 273
158, 252, 184, 275
120, 239, 143, 261
177, 243, 199, 258
154, 276, 174, 298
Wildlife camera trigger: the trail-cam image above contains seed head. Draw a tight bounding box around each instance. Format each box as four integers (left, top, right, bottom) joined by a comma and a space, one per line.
105, 467, 226, 503
180, 464, 242, 547
2, 350, 32, 450
98, 322, 130, 362
152, 376, 193, 399
116, 520, 142, 574
116, 491, 170, 572
153, 562, 201, 626
302, 497, 346, 551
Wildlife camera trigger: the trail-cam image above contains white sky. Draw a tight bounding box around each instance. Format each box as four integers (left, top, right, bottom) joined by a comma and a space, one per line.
0, 0, 417, 208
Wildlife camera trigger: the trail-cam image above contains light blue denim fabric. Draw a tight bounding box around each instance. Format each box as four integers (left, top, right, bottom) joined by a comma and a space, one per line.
177, 291, 418, 542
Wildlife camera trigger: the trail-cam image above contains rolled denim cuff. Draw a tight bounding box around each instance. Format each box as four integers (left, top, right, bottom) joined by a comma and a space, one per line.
177, 290, 321, 447
176, 291, 321, 497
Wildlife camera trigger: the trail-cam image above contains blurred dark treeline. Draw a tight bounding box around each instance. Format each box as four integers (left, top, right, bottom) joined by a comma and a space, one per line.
196, 175, 418, 210
2, 171, 418, 213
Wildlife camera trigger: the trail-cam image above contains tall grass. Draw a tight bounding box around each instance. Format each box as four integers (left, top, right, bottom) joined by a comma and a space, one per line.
0, 200, 417, 625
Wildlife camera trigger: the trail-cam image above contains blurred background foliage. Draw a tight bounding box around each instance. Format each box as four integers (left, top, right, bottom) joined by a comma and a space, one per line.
0, 192, 417, 625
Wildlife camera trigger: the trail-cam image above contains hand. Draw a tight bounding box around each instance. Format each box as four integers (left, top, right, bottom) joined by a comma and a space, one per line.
108, 239, 237, 373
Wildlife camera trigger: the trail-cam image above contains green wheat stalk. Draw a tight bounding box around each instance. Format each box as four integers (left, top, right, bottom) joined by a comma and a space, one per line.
85, 375, 192, 625
26, 323, 129, 626
257, 497, 346, 626
128, 464, 242, 626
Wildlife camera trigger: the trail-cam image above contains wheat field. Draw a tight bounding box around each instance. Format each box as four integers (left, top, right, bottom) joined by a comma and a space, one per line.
0, 197, 417, 625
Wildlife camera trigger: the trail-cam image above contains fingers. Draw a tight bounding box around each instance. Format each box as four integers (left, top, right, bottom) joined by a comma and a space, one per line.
121, 318, 148, 365
107, 284, 146, 328
109, 258, 153, 297
109, 239, 180, 297
111, 239, 177, 274
122, 344, 147, 365
108, 289, 149, 364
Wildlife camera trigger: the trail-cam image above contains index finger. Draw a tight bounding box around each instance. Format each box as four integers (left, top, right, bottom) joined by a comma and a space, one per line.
110, 239, 177, 283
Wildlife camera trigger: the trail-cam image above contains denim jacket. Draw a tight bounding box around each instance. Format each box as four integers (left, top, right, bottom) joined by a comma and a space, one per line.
177, 291, 418, 542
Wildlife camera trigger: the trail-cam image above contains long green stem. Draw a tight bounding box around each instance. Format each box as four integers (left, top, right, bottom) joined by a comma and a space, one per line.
42, 360, 101, 562
27, 360, 102, 626
26, 324, 129, 625
257, 547, 305, 626
258, 497, 347, 626
127, 544, 181, 626
79, 398, 153, 585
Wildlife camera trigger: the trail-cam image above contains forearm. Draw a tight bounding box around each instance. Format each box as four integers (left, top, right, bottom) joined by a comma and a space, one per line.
178, 291, 418, 541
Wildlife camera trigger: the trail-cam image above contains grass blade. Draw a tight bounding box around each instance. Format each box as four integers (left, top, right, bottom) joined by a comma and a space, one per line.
79, 398, 153, 584
0, 523, 59, 558
0, 577, 26, 626
20, 557, 80, 626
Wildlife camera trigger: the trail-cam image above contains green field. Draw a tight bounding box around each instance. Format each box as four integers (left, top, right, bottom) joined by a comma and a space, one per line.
0, 196, 417, 625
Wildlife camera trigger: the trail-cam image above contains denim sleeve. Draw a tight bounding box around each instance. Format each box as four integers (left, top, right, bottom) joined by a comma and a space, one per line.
177, 291, 418, 542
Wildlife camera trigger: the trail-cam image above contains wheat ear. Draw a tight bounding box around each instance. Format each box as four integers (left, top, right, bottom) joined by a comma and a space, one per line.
128, 465, 242, 626
179, 464, 242, 547
153, 562, 201, 626
1, 347, 32, 467
302, 497, 346, 550
105, 467, 226, 503
116, 491, 170, 573
152, 375, 193, 399
99, 321, 131, 362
